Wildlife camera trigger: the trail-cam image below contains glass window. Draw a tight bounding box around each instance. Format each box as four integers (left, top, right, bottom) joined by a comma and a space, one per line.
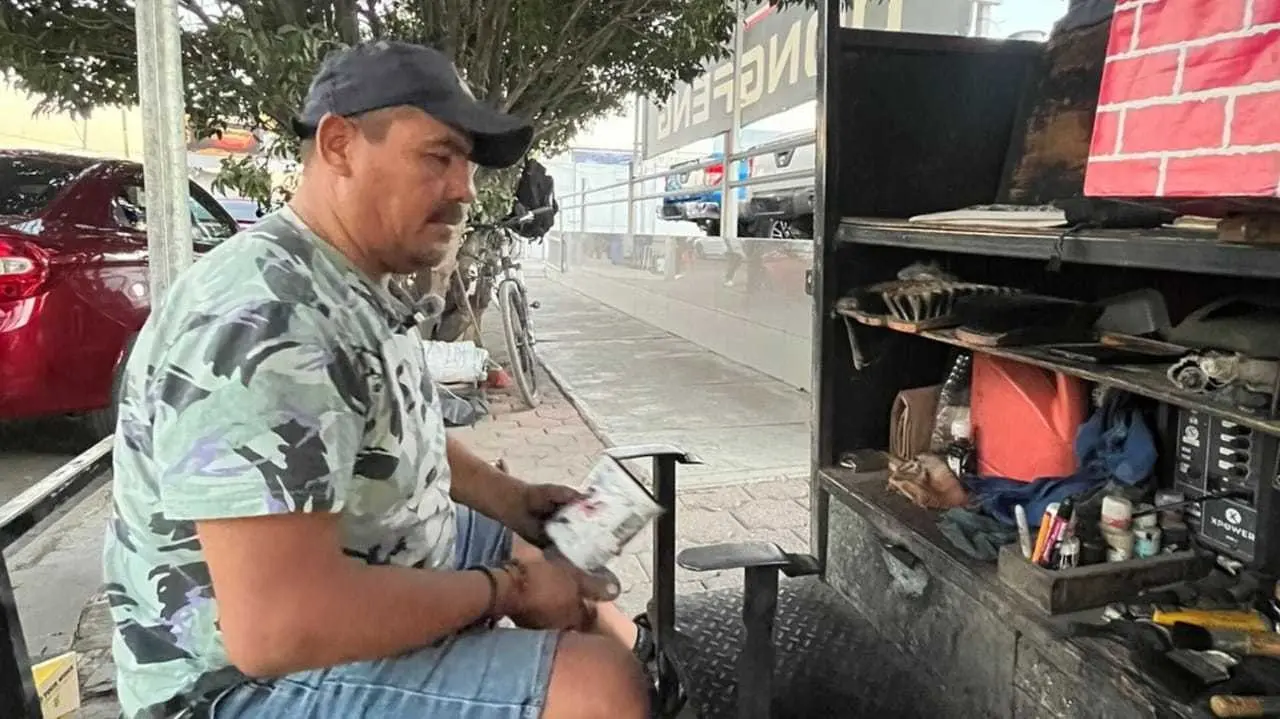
112, 182, 238, 246
0, 154, 91, 217
188, 190, 237, 244
112, 184, 148, 231
217, 198, 262, 225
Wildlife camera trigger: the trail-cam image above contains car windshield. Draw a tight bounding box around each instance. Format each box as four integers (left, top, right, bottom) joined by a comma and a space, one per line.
218, 198, 260, 223
0, 155, 90, 217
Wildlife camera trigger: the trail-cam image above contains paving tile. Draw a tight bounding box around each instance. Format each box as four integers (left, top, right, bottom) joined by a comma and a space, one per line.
731, 498, 811, 532
677, 580, 707, 596
609, 554, 651, 595
675, 507, 750, 545
678, 485, 754, 511
744, 478, 809, 501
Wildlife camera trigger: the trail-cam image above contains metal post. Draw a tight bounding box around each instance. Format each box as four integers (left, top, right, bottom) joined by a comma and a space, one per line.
137, 0, 192, 303
650, 455, 679, 705
625, 162, 637, 242
973, 0, 998, 37
719, 0, 745, 245
887, 0, 905, 31
849, 0, 869, 27
0, 552, 38, 719
739, 567, 779, 719
630, 94, 644, 239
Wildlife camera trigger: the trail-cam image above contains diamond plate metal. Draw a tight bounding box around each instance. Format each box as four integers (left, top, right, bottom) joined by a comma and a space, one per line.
668, 578, 948, 718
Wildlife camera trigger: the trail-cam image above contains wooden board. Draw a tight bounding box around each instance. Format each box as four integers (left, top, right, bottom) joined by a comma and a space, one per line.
997, 544, 1214, 615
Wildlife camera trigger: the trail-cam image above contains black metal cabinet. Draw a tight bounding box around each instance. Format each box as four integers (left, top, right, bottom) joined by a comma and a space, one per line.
819, 469, 1196, 719
1013, 639, 1159, 719
827, 499, 1017, 718
806, 7, 1261, 717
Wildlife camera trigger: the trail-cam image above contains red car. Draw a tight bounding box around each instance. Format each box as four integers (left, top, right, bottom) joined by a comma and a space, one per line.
0, 149, 238, 437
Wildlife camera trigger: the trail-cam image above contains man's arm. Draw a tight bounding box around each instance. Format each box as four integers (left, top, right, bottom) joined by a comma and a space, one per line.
447, 437, 583, 548
148, 302, 510, 676
447, 436, 525, 525
199, 512, 516, 677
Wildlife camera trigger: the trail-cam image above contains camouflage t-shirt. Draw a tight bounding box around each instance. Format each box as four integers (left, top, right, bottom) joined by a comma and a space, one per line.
103, 207, 457, 718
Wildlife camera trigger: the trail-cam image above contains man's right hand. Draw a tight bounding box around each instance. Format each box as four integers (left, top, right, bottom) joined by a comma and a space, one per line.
501, 558, 590, 631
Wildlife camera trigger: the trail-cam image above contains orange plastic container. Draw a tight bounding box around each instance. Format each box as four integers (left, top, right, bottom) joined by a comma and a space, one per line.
970, 354, 1088, 482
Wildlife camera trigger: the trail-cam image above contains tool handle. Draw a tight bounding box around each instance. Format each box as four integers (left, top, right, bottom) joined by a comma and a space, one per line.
1246, 632, 1280, 658
1210, 695, 1280, 717
1152, 609, 1272, 633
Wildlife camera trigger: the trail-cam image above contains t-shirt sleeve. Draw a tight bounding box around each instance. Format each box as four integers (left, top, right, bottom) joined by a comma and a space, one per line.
144, 301, 366, 521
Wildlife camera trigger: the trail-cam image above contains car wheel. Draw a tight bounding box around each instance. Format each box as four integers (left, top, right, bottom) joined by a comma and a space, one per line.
84, 334, 138, 440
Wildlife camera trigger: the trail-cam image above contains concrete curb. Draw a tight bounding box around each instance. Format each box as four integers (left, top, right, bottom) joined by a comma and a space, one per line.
535, 273, 622, 451
537, 354, 616, 450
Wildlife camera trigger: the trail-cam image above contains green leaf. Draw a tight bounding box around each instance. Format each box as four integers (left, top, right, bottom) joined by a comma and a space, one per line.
0, 0, 744, 218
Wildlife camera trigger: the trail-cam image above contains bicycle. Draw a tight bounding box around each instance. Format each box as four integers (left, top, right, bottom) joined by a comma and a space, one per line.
437, 209, 550, 409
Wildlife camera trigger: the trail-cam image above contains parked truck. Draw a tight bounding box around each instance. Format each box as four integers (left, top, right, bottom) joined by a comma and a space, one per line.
658, 152, 750, 237
659, 133, 816, 242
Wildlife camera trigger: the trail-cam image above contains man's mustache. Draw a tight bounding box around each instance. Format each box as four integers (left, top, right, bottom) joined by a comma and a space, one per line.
430, 205, 466, 225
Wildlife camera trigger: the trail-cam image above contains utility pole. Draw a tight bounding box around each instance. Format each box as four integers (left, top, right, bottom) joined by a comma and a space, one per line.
136, 0, 193, 304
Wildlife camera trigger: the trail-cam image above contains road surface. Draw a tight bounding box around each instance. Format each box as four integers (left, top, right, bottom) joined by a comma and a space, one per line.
0, 418, 97, 659
0, 418, 90, 505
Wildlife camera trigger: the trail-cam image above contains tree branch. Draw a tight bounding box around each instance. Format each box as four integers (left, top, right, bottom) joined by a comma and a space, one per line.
512, 18, 625, 118
447, 0, 473, 59
501, 0, 595, 110
179, 0, 217, 28
469, 0, 513, 100
333, 0, 359, 42
360, 0, 384, 37
0, 0, 739, 215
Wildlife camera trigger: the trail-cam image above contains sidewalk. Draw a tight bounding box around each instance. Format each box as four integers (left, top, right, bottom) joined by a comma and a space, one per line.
62, 277, 811, 714
528, 277, 812, 613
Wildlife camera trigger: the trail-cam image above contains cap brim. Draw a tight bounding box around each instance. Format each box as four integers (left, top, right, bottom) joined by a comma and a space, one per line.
431, 99, 533, 170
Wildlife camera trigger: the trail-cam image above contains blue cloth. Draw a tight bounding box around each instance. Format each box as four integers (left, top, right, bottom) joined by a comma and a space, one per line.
965, 393, 1157, 527
938, 508, 1019, 561
211, 506, 559, 719
1073, 391, 1157, 487
963, 474, 1100, 528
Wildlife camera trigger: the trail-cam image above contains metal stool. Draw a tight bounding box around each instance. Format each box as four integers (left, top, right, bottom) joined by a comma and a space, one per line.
602, 446, 821, 719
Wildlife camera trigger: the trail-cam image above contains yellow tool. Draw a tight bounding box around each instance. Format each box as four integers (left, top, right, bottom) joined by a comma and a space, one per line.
1151, 608, 1273, 633
1210, 695, 1280, 718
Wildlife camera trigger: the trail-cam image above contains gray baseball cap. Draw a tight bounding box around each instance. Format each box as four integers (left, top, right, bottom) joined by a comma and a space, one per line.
293, 41, 533, 169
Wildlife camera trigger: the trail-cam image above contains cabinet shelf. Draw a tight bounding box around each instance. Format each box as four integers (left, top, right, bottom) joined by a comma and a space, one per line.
834, 306, 1280, 436
837, 218, 1280, 281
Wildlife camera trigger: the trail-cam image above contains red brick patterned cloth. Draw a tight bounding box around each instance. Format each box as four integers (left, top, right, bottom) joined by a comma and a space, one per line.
1083, 0, 1280, 212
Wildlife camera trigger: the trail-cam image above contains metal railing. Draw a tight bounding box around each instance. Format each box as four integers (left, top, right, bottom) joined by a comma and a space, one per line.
0, 437, 114, 717
558, 131, 816, 214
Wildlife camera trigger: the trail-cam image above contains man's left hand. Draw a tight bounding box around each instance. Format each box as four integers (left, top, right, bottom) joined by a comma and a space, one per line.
505, 482, 583, 547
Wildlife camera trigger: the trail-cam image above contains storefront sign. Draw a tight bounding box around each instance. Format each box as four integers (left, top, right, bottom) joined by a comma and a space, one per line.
640, 0, 979, 159
642, 3, 819, 159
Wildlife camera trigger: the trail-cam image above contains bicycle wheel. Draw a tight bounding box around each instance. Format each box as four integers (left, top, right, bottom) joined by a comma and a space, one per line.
498, 278, 540, 408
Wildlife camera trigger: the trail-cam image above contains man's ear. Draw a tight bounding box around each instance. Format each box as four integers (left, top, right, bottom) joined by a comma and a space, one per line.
313, 114, 358, 177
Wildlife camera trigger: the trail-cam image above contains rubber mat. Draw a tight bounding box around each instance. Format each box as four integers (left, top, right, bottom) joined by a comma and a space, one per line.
668, 578, 947, 718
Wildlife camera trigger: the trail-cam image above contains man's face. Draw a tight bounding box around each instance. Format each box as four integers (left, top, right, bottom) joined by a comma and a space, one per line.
330, 107, 477, 275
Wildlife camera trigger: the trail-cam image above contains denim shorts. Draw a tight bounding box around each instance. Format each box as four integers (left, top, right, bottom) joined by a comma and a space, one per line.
211, 506, 560, 719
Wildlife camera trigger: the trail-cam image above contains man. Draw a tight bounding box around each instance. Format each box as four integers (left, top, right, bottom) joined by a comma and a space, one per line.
104, 41, 653, 719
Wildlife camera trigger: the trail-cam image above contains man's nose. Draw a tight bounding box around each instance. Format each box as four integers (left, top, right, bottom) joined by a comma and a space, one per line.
448, 162, 477, 204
